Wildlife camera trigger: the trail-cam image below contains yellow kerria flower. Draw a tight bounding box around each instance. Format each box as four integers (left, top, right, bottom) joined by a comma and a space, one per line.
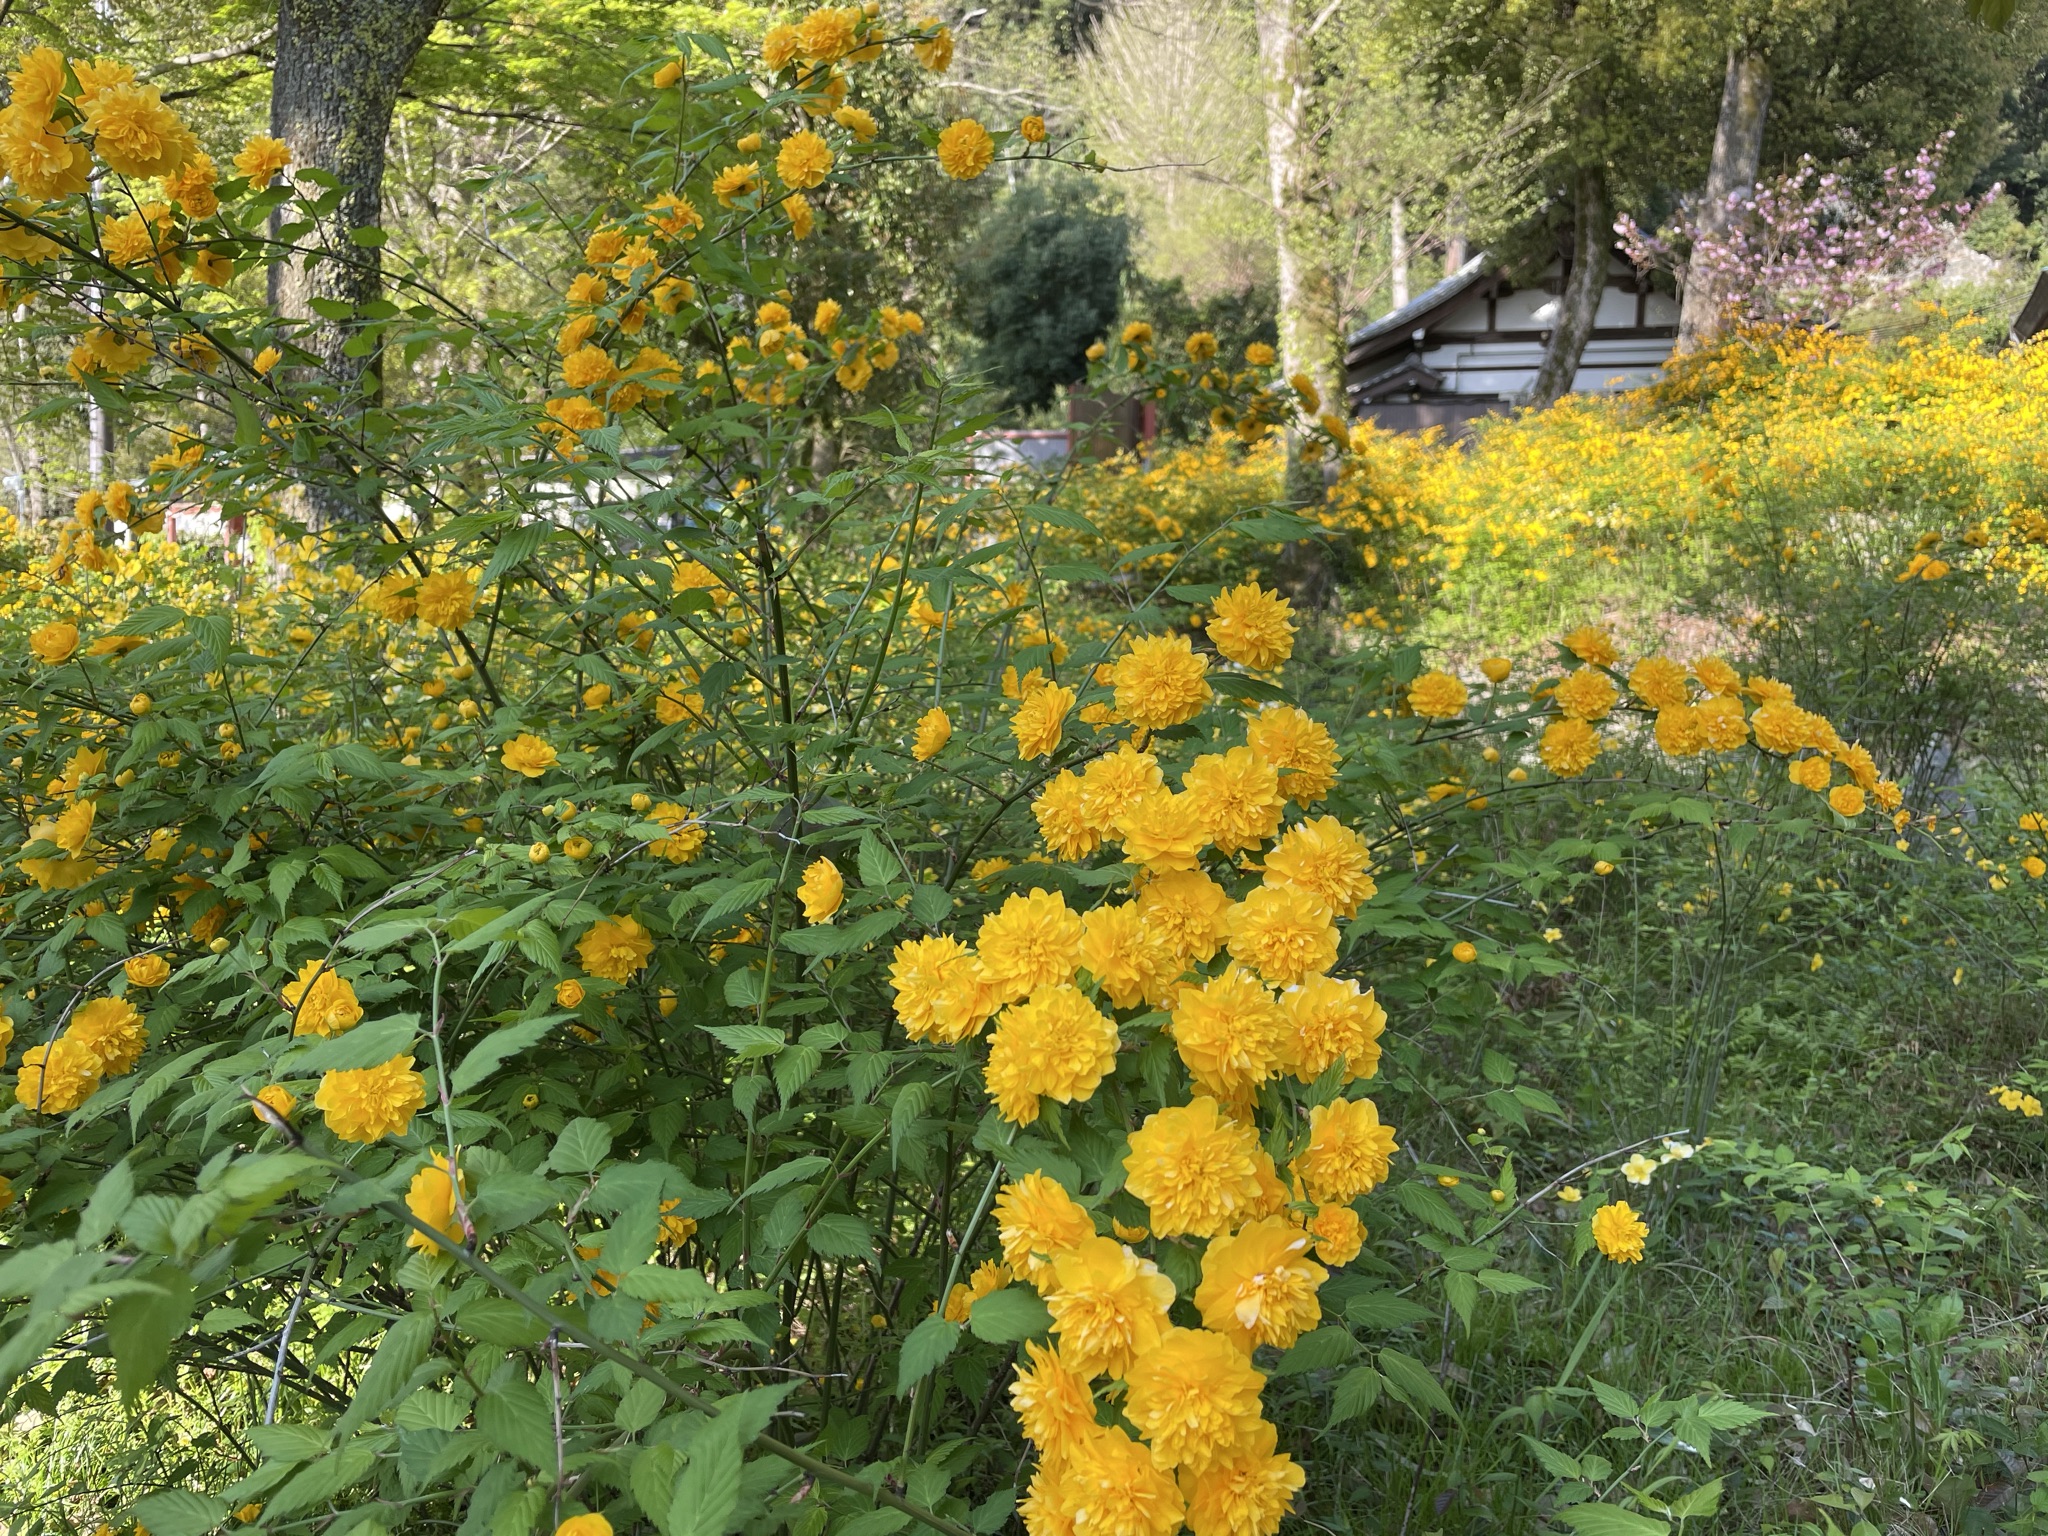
1560, 625, 1619, 669
1554, 666, 1618, 721
1181, 1419, 1304, 1536
1306, 1203, 1366, 1266
1206, 582, 1295, 671
775, 129, 833, 189
403, 1151, 468, 1253
1406, 670, 1468, 719
912, 705, 951, 761
1114, 788, 1211, 873
251, 1083, 296, 1127
1194, 1216, 1326, 1352
1077, 901, 1178, 1010
995, 1172, 1097, 1291
1011, 681, 1074, 760
576, 915, 653, 981
1620, 1151, 1657, 1185
1009, 1339, 1095, 1462
1281, 974, 1385, 1083
64, 996, 147, 1075
314, 1053, 427, 1143
976, 887, 1084, 1002
1169, 965, 1290, 1102
984, 983, 1118, 1124
501, 733, 558, 778
283, 959, 363, 1038
797, 856, 845, 924
1263, 815, 1374, 917
1111, 632, 1211, 731
1291, 1095, 1398, 1203
1226, 883, 1338, 987
415, 569, 479, 626
1133, 870, 1232, 966
15, 1037, 102, 1113
1044, 1235, 1175, 1379
1122, 1097, 1263, 1239
1123, 1326, 1266, 1471
1591, 1199, 1648, 1263
1539, 717, 1602, 777
29, 620, 78, 663
1182, 746, 1285, 855
1245, 704, 1341, 803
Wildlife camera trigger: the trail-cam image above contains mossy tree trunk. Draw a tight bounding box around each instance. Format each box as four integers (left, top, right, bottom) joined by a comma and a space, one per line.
1528, 165, 1607, 409
1676, 47, 1772, 353
1254, 0, 1339, 508
269, 0, 444, 523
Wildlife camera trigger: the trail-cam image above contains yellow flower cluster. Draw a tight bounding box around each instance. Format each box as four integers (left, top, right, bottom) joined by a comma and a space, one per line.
1413, 623, 1902, 810
879, 628, 1407, 1536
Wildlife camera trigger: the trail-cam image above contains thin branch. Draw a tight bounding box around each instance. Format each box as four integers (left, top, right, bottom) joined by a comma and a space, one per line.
157, 28, 276, 70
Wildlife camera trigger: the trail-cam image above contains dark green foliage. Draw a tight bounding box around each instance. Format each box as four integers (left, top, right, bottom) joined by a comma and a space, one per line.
953, 181, 1130, 412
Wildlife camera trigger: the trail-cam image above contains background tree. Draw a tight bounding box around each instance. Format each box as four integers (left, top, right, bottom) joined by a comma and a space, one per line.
953, 181, 1130, 412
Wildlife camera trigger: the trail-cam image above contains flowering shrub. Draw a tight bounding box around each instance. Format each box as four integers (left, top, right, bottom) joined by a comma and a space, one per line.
0, 21, 1922, 1536
1616, 138, 1988, 329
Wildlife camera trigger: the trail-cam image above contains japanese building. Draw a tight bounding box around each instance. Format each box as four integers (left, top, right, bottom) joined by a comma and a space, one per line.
1344, 250, 1681, 433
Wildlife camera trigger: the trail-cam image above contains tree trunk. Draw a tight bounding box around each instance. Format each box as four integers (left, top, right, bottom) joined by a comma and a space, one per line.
1676, 47, 1771, 353
1253, 0, 1339, 504
1389, 195, 1408, 310
269, 0, 444, 521
1528, 166, 1607, 409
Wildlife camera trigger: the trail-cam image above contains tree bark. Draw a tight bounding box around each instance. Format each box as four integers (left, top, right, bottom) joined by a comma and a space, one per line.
1676, 47, 1771, 353
269, 0, 444, 520
1389, 195, 1409, 309
1528, 165, 1607, 409
1253, 0, 1339, 503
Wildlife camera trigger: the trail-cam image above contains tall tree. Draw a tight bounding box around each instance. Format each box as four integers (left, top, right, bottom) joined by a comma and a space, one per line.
1254, 0, 1338, 498
1528, 165, 1608, 406
1675, 46, 1772, 351
269, 0, 444, 518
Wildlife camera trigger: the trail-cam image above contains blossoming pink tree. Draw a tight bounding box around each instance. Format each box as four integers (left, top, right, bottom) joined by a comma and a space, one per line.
1617, 137, 1992, 329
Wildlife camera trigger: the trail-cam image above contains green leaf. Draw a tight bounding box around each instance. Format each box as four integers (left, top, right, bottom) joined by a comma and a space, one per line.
968, 1286, 1052, 1343
617, 1377, 666, 1433
286, 1012, 418, 1074
741, 1154, 829, 1202
1376, 1348, 1458, 1420
337, 1311, 434, 1433
1331, 1365, 1382, 1421
722, 968, 768, 1009
857, 829, 899, 889
1692, 1398, 1772, 1430
549, 1117, 614, 1175
450, 1016, 559, 1096
806, 1213, 874, 1259
129, 1490, 228, 1536
703, 1022, 784, 1058
1588, 1377, 1642, 1419
476, 1377, 557, 1468
249, 1422, 329, 1462
105, 1264, 195, 1403
460, 1294, 549, 1347
1557, 1505, 1670, 1536
896, 1315, 961, 1395
1346, 1292, 1435, 1329
909, 884, 952, 926
1475, 1269, 1546, 1295
632, 1442, 684, 1525
448, 894, 553, 953
1665, 1478, 1724, 1519
1521, 1434, 1583, 1479
671, 1420, 743, 1536
1272, 1325, 1357, 1376
1442, 1270, 1477, 1329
